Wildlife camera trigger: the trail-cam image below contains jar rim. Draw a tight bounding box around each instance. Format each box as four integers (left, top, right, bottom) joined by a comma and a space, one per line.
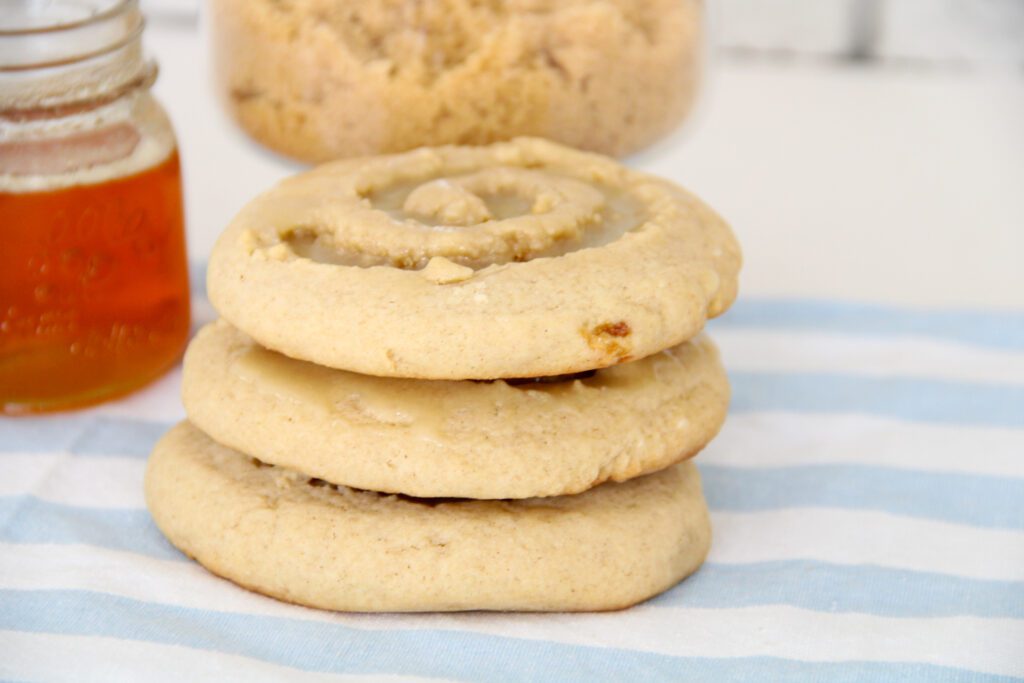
0, 0, 133, 37
0, 0, 142, 72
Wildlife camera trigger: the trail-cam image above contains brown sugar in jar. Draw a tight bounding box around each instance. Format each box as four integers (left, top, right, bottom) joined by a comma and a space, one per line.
209, 0, 703, 163
0, 0, 190, 413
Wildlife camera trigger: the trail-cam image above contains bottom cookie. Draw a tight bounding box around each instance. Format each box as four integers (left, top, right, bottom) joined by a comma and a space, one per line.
145, 421, 712, 612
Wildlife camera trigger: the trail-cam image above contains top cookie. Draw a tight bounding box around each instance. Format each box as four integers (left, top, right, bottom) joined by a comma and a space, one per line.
207, 138, 740, 379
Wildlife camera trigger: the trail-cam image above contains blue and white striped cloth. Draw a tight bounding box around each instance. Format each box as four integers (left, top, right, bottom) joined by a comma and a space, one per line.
2, 276, 1023, 682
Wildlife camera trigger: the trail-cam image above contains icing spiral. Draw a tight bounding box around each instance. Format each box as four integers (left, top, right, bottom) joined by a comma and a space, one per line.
243, 141, 647, 270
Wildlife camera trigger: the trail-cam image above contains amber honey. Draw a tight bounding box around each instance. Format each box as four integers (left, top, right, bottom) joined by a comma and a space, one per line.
0, 151, 191, 413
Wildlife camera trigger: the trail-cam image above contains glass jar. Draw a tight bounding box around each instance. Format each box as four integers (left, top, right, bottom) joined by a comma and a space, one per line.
0, 0, 190, 414
208, 0, 704, 163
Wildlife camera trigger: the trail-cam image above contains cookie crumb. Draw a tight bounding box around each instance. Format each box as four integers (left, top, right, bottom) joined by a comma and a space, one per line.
420, 256, 475, 285
265, 243, 290, 261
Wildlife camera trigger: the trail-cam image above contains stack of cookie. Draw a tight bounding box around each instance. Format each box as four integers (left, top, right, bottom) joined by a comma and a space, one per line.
145, 138, 741, 612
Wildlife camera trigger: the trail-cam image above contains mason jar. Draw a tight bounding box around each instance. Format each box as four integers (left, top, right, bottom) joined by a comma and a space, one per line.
208, 0, 704, 163
0, 0, 190, 414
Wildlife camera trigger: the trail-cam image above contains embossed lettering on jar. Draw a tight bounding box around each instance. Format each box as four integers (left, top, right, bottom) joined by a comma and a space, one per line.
0, 0, 190, 413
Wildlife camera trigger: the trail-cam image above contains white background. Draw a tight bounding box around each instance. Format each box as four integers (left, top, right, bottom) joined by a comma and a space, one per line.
144, 4, 1024, 310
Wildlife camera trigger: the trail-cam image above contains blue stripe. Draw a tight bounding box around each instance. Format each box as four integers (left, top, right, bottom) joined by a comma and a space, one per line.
656, 560, 1024, 618
3, 460, 1022, 544
712, 298, 1024, 350
4, 494, 1023, 619
730, 372, 1024, 428
0, 497, 181, 561
702, 464, 1024, 530
0, 590, 1016, 682
190, 260, 1024, 350
0, 415, 172, 457
1, 372, 1021, 460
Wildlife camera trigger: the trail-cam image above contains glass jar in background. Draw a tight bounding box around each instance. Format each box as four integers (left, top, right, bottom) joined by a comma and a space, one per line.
208, 0, 704, 163
0, 0, 190, 414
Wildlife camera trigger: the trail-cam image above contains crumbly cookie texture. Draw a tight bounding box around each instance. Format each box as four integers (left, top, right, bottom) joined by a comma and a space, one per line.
209, 0, 702, 162
207, 138, 741, 380
145, 421, 712, 612
183, 320, 730, 499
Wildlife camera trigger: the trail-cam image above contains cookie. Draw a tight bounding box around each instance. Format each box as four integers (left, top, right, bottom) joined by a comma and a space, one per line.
207, 138, 741, 379
183, 320, 729, 499
209, 0, 702, 162
145, 421, 711, 613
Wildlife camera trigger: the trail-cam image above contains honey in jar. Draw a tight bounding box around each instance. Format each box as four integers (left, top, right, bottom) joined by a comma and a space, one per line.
0, 0, 190, 413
